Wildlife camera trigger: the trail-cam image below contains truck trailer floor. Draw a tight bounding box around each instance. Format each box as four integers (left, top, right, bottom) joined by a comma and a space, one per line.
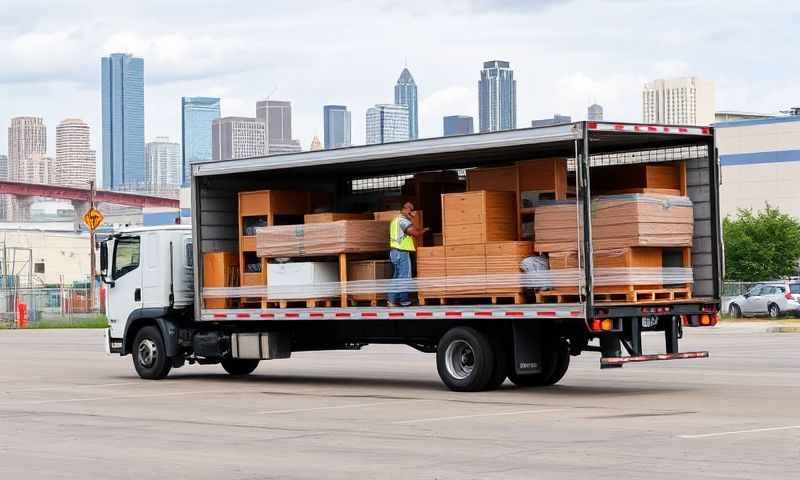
1, 326, 798, 479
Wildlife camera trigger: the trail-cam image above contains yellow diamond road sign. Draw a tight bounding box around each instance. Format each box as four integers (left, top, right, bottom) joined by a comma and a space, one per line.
83, 207, 104, 231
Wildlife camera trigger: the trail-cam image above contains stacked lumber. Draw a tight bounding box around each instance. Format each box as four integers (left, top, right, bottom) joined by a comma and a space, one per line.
256, 220, 390, 258
304, 213, 372, 223
535, 194, 694, 252
442, 191, 517, 245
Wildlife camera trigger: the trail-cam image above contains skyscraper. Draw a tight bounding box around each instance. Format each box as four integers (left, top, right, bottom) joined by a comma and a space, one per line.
182, 96, 220, 186
56, 118, 95, 188
323, 105, 352, 149
145, 137, 181, 187
642, 77, 715, 125
256, 100, 301, 154
212, 117, 266, 161
588, 104, 604, 121
0, 154, 7, 180
101, 53, 145, 189
531, 114, 572, 128
310, 135, 322, 151
0, 154, 7, 220
479, 60, 516, 132
8, 116, 46, 181
366, 104, 409, 145
394, 68, 418, 140
24, 152, 56, 185
443, 115, 474, 136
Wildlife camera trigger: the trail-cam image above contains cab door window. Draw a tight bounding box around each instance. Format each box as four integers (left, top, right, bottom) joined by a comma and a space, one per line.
112, 236, 141, 280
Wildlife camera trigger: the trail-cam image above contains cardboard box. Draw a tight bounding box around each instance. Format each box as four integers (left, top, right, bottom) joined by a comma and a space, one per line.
441, 191, 517, 245
256, 220, 390, 257
348, 260, 393, 302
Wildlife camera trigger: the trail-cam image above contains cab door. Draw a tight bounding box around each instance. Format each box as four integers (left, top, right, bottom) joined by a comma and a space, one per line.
107, 235, 143, 330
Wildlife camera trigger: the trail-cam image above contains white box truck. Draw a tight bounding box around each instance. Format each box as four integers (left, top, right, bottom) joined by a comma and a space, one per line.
102, 122, 722, 391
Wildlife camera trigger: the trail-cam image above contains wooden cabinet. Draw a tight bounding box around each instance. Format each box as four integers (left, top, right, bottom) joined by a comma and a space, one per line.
238, 190, 312, 303
202, 252, 238, 308
591, 161, 687, 195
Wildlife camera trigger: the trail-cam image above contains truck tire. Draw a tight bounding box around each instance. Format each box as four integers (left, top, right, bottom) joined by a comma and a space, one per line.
508, 339, 569, 387
436, 327, 495, 392
221, 358, 260, 376
487, 335, 508, 389
132, 326, 172, 380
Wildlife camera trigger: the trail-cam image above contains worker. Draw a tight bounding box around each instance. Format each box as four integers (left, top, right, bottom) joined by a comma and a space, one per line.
388, 201, 427, 307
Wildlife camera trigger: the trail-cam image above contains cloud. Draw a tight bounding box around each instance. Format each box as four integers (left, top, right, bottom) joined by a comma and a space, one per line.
420, 86, 477, 137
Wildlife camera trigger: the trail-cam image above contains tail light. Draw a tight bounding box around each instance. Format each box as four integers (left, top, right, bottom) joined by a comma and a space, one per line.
686, 313, 718, 327
589, 318, 622, 332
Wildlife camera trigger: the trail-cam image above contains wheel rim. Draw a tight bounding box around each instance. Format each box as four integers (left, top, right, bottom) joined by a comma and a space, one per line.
770, 306, 778, 318
138, 338, 158, 368
445, 339, 475, 380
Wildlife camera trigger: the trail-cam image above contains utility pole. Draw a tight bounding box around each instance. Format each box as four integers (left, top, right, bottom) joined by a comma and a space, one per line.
89, 181, 96, 312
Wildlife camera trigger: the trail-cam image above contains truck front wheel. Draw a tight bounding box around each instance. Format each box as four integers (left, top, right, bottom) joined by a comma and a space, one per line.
132, 326, 172, 380
221, 358, 260, 376
436, 327, 495, 392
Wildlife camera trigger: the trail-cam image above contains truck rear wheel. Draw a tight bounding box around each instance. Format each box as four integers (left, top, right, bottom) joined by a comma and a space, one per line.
132, 326, 172, 380
508, 339, 569, 387
436, 327, 495, 392
221, 358, 260, 376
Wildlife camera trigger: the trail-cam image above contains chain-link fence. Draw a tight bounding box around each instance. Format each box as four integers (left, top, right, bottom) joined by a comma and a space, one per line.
722, 281, 761, 297
0, 287, 106, 329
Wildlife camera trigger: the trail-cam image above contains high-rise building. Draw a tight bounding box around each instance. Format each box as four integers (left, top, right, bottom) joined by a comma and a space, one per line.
256, 100, 301, 154
181, 97, 220, 186
310, 136, 322, 151
443, 115, 474, 136
8, 116, 46, 181
588, 104, 604, 121
366, 104, 409, 145
0, 154, 7, 219
394, 68, 418, 140
24, 152, 56, 185
56, 118, 95, 188
531, 114, 572, 128
479, 60, 516, 132
212, 117, 265, 161
145, 137, 181, 187
642, 77, 715, 126
101, 53, 145, 189
0, 154, 7, 180
323, 105, 352, 149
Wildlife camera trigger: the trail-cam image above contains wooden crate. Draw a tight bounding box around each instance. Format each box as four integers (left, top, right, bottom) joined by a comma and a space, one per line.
466, 165, 518, 192
517, 158, 568, 196
445, 244, 486, 295
591, 161, 686, 195
202, 251, 238, 309
485, 241, 534, 295
304, 212, 372, 223
347, 260, 393, 304
417, 246, 446, 297
441, 191, 517, 245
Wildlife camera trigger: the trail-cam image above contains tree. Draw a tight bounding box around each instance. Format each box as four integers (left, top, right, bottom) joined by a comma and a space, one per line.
723, 205, 800, 281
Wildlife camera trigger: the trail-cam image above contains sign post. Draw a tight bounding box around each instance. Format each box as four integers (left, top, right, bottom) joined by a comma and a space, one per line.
83, 182, 104, 312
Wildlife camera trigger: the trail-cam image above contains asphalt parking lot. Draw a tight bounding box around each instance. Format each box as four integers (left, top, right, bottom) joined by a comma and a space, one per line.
1, 324, 798, 479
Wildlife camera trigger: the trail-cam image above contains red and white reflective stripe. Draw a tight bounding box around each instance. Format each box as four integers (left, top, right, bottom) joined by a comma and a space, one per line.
601, 351, 709, 366
586, 122, 711, 136
201, 308, 583, 321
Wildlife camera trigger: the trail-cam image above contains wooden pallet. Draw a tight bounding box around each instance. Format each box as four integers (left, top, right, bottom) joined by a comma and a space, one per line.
418, 292, 525, 306
536, 286, 692, 304
263, 297, 339, 308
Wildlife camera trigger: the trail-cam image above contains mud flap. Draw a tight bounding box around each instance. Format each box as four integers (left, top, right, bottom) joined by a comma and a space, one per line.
512, 322, 543, 375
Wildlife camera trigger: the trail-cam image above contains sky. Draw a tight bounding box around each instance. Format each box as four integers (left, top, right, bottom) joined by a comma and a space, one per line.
2, 0, 799, 170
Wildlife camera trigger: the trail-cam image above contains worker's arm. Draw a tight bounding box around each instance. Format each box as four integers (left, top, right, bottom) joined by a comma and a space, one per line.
404, 224, 428, 239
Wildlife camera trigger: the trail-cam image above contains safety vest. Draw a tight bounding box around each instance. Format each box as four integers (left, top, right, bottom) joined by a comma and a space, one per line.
390, 215, 416, 252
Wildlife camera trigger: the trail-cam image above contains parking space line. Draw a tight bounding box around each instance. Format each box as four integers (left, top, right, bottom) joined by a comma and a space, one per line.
392, 408, 564, 425
257, 401, 406, 415
678, 425, 800, 439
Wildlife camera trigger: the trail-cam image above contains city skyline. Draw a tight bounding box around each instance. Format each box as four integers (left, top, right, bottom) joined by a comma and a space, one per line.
394, 68, 419, 140
3, 2, 793, 158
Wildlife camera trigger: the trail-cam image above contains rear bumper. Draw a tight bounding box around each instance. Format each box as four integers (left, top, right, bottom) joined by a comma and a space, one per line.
601, 351, 709, 368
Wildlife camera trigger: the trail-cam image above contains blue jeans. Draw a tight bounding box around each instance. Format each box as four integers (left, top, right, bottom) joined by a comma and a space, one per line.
388, 249, 412, 304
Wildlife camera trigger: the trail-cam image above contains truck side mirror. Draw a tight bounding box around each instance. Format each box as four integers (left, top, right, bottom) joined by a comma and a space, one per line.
100, 241, 108, 275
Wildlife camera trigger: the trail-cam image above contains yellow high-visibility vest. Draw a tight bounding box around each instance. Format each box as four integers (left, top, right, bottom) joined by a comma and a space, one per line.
390, 216, 416, 252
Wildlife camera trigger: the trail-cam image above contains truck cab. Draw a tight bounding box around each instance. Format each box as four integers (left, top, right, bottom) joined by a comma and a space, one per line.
102, 226, 195, 377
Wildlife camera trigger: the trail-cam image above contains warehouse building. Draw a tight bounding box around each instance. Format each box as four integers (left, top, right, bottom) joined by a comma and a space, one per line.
716, 115, 800, 219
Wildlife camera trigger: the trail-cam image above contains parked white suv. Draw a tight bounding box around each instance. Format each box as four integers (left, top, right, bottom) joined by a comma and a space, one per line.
727, 283, 800, 318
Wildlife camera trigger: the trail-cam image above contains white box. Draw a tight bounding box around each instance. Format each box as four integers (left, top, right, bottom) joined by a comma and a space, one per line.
267, 262, 339, 286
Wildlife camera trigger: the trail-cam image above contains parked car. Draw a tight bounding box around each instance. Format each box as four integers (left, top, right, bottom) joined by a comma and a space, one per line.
727, 283, 800, 318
